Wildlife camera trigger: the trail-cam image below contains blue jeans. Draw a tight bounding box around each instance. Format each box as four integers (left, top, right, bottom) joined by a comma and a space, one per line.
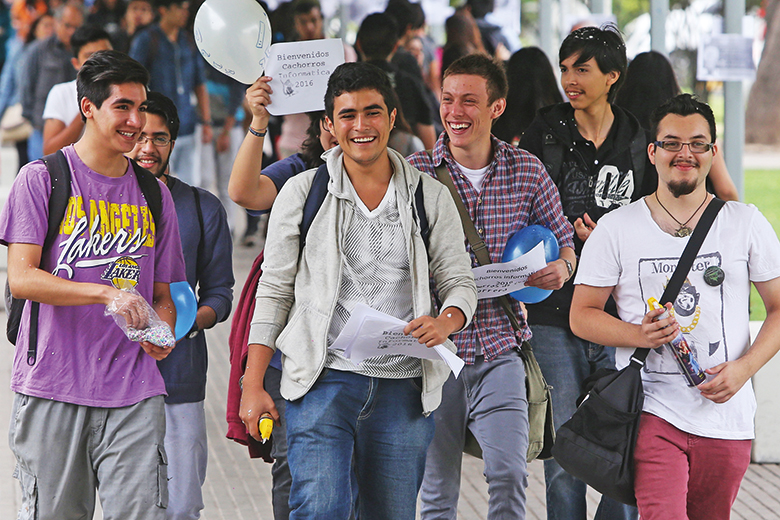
420, 349, 529, 520
530, 324, 638, 520
285, 369, 434, 520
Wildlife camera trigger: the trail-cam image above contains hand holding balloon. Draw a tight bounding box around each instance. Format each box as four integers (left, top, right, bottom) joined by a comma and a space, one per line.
502, 225, 560, 304
246, 77, 273, 131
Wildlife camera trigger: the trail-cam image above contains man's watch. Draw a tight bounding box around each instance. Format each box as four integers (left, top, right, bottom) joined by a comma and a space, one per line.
562, 258, 574, 281
187, 321, 200, 339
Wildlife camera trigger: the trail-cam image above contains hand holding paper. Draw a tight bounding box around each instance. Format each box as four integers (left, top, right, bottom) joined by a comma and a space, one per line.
472, 242, 547, 300
330, 304, 465, 377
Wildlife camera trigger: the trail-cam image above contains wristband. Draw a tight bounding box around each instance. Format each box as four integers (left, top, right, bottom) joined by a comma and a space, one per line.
248, 126, 267, 138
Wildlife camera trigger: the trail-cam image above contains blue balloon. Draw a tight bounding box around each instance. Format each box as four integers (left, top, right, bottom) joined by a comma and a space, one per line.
502, 225, 559, 303
170, 281, 198, 341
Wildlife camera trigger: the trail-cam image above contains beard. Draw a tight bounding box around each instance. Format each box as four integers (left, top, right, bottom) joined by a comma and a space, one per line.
666, 178, 698, 198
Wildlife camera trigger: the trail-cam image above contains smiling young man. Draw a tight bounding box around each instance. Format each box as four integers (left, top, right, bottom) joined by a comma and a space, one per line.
0, 50, 186, 520
128, 92, 234, 520
407, 53, 575, 520
570, 94, 780, 520
239, 62, 477, 519
518, 25, 654, 520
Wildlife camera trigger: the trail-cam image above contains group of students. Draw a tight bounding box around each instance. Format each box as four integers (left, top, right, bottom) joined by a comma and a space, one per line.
223, 22, 780, 520
2, 15, 780, 520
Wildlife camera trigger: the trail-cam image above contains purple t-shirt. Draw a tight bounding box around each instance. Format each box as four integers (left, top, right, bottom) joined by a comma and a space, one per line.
0, 146, 186, 407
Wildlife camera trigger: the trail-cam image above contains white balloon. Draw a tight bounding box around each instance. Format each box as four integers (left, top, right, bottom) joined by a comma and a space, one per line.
193, 0, 272, 85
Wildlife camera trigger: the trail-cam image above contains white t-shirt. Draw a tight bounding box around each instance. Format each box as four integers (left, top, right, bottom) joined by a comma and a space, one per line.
42, 80, 80, 125
454, 160, 490, 193
575, 198, 780, 440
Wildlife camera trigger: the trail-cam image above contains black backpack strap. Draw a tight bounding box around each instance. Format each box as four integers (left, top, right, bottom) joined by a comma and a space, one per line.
414, 181, 429, 250
191, 185, 205, 278
26, 150, 72, 365
542, 132, 564, 186
129, 159, 163, 228
300, 163, 330, 252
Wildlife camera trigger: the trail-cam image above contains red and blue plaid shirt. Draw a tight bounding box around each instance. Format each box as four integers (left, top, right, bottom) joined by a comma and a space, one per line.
408, 134, 574, 364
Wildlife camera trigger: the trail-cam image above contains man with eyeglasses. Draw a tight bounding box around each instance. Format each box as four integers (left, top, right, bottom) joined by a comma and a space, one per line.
571, 93, 780, 519
128, 91, 234, 520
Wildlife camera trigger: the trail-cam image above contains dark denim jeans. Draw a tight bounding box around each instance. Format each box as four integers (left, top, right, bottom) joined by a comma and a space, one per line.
531, 324, 638, 520
286, 369, 434, 520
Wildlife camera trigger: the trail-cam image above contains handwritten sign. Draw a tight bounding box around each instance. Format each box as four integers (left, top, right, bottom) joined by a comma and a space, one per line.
265, 39, 345, 116
472, 242, 547, 299
330, 304, 465, 377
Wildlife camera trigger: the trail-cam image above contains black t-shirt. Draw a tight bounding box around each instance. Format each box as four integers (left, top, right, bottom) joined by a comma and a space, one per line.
519, 103, 657, 328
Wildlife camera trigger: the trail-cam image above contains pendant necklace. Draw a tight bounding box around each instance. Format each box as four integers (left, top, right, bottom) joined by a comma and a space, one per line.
654, 192, 709, 238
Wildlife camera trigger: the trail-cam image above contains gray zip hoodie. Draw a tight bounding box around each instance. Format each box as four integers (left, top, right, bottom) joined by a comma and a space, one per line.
248, 146, 477, 415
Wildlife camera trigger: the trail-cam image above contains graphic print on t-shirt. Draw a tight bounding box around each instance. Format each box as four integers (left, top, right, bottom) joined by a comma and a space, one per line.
638, 252, 727, 377
594, 165, 634, 210
561, 162, 635, 220
52, 194, 155, 279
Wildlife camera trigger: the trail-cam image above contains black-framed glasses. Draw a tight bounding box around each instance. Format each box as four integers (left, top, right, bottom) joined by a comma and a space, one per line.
137, 135, 173, 146
654, 140, 714, 154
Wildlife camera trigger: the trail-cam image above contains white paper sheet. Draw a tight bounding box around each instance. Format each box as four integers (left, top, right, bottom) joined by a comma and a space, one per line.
330, 303, 465, 378
472, 242, 548, 300
264, 39, 345, 116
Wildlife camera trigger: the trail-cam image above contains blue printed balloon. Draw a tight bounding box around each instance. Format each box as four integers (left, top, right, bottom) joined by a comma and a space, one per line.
502, 225, 559, 303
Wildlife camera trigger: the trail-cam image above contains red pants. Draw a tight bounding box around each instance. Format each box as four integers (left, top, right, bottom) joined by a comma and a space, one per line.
634, 413, 751, 520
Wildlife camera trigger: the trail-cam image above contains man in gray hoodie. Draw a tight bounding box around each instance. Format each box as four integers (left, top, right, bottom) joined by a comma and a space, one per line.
239, 61, 477, 519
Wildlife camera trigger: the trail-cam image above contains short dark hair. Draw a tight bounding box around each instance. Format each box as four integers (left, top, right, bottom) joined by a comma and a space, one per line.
145, 91, 180, 140
70, 25, 111, 58
650, 93, 717, 143
356, 13, 398, 61
77, 50, 149, 121
559, 24, 627, 103
443, 53, 507, 104
292, 0, 321, 17
324, 62, 397, 123
384, 0, 415, 39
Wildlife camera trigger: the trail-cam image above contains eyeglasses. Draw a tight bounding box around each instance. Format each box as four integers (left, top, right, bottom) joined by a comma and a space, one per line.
654, 141, 714, 154
137, 135, 173, 146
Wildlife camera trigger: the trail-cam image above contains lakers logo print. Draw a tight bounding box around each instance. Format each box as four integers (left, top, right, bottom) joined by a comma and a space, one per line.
101, 256, 141, 289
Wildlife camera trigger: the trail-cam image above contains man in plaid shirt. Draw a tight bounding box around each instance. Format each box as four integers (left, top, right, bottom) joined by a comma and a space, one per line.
408, 53, 575, 519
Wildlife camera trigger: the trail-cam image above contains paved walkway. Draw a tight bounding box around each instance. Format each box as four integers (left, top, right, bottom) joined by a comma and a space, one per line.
1, 145, 780, 518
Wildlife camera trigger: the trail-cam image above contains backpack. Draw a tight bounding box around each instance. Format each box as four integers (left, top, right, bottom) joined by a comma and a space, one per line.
5, 150, 163, 366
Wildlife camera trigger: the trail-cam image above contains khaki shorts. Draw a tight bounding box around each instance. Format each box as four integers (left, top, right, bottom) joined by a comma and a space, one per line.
9, 393, 167, 520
